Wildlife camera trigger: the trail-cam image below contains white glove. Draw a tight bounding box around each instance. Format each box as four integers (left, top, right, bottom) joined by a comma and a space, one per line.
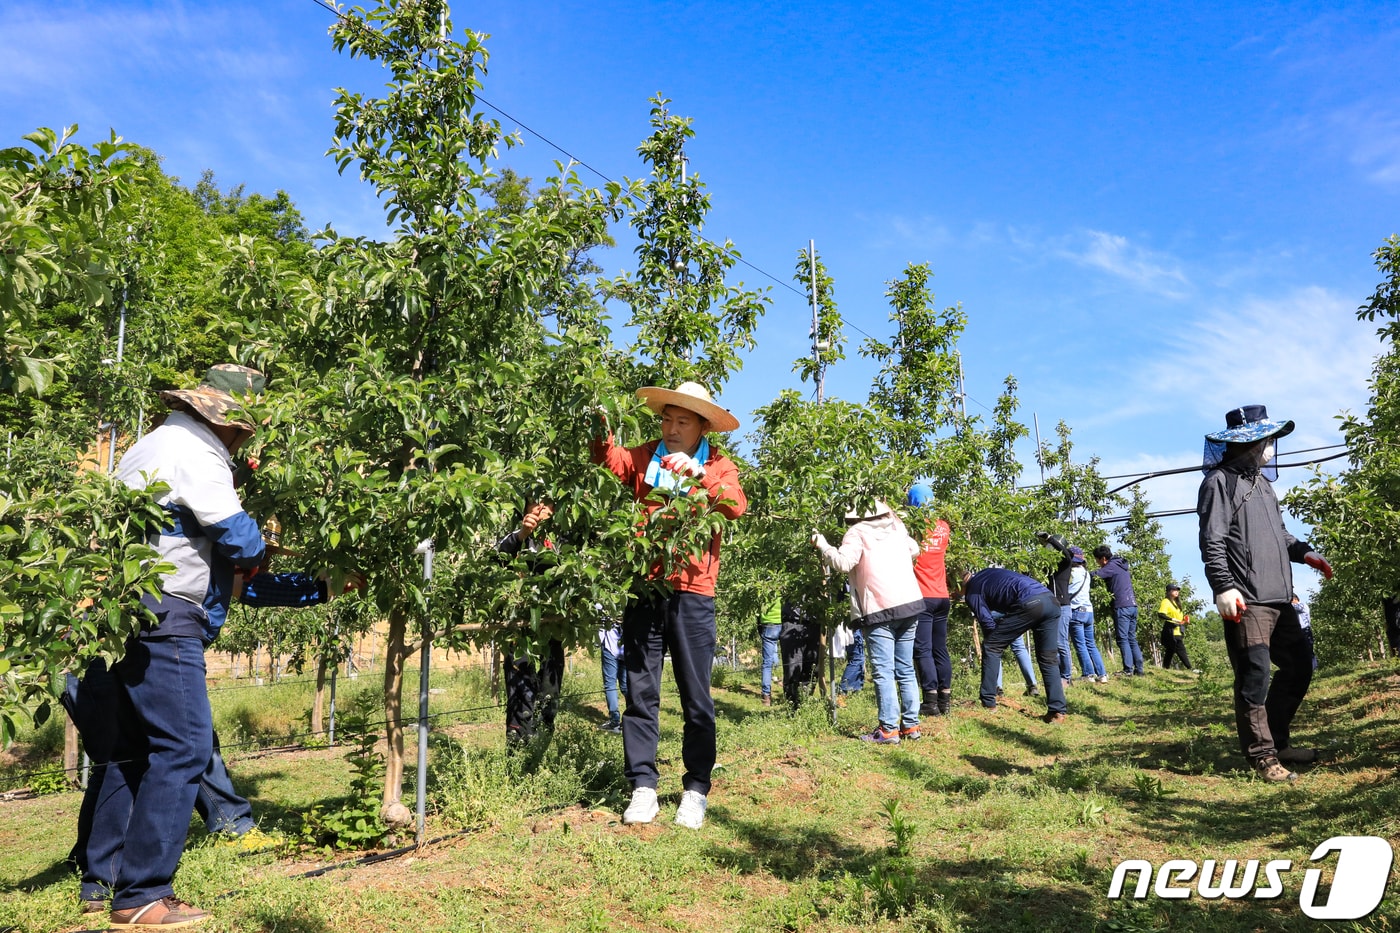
1303, 551, 1334, 580
811, 532, 826, 549
659, 452, 705, 478
1215, 588, 1247, 621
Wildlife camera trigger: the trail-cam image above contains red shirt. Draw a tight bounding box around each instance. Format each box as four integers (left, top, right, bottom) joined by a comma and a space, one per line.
590, 436, 746, 597
913, 518, 951, 599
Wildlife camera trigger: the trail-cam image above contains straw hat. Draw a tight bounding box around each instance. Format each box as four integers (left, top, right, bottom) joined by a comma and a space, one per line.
844, 499, 893, 522
635, 381, 740, 433
160, 364, 266, 432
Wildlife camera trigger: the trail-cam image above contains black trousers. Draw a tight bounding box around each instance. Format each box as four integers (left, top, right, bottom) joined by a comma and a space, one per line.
1160, 625, 1192, 669
621, 590, 716, 795
1221, 602, 1312, 762
915, 597, 952, 697
504, 639, 565, 740
779, 607, 821, 707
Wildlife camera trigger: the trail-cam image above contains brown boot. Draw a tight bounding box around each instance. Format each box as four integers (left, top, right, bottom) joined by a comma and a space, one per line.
1254, 757, 1297, 783
761, 693, 772, 707
110, 896, 210, 928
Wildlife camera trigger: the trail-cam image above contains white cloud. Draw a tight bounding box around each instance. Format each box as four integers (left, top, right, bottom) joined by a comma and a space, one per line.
1075, 286, 1381, 597
1056, 230, 1191, 299
1329, 103, 1400, 188
1141, 286, 1378, 446
867, 213, 956, 252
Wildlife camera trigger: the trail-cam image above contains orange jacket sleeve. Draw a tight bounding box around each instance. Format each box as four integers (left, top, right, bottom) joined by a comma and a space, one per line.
700, 454, 746, 519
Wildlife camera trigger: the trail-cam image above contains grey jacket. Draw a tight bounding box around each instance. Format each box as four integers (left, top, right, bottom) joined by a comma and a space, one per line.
1197, 459, 1312, 605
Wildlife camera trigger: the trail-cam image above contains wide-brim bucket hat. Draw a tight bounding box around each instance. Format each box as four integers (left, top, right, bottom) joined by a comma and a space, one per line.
160, 364, 266, 433
1204, 404, 1294, 444
636, 381, 740, 433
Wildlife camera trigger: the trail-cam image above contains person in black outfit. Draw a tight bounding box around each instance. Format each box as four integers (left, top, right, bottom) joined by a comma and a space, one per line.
1198, 405, 1333, 783
497, 502, 565, 744
1157, 583, 1194, 670
779, 600, 822, 708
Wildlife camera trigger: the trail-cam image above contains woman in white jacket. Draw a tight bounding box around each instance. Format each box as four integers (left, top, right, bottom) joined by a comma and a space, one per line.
812, 500, 924, 743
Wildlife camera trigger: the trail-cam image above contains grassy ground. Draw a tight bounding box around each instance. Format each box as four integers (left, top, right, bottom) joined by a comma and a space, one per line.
1, 645, 1397, 933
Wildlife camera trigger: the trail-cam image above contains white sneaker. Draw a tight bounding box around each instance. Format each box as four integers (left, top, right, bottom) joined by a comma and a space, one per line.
674, 789, 708, 829
622, 786, 659, 825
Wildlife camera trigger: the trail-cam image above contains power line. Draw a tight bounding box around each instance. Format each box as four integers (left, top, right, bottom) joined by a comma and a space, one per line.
1090, 507, 1197, 525
1095, 444, 1348, 482
299, 0, 883, 348
1103, 449, 1349, 498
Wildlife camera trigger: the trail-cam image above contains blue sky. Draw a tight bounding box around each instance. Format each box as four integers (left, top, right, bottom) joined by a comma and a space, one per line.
4, 0, 1399, 594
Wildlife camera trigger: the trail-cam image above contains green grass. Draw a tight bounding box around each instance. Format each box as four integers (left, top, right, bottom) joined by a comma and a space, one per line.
1, 646, 1398, 932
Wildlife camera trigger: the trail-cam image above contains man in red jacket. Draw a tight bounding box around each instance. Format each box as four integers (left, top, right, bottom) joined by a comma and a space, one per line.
907, 484, 953, 716
591, 381, 745, 830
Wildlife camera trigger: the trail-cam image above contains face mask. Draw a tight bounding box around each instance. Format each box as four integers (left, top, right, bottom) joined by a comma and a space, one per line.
1257, 441, 1276, 465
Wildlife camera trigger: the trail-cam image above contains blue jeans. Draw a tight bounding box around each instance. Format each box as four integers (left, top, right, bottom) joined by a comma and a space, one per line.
1115, 606, 1144, 674
198, 733, 253, 835
98, 636, 214, 910
839, 629, 866, 693
863, 617, 919, 731
1057, 606, 1074, 681
980, 593, 1067, 714
1070, 609, 1107, 678
995, 635, 1038, 689
759, 623, 782, 696
65, 655, 251, 902
601, 644, 627, 725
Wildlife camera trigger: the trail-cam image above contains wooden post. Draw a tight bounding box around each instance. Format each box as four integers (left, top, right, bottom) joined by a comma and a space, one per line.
63, 718, 80, 788
312, 651, 329, 736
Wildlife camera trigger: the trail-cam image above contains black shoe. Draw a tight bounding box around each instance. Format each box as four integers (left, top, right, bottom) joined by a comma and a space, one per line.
919, 702, 940, 717
936, 691, 951, 715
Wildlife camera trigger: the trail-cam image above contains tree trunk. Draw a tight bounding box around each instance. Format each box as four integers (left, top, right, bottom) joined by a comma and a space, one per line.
311, 649, 329, 736
63, 717, 80, 789
380, 607, 413, 827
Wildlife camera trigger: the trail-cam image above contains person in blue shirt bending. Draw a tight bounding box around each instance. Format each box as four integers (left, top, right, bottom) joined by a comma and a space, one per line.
958, 568, 1068, 723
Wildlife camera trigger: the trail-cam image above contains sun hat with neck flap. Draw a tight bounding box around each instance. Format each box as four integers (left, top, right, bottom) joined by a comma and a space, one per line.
635, 381, 740, 433
1202, 404, 1293, 473
159, 364, 266, 437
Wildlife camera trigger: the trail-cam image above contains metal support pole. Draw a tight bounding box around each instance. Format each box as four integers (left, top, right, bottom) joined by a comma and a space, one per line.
828, 626, 838, 728
414, 537, 435, 847
1033, 413, 1045, 484
956, 352, 967, 421
809, 239, 824, 404
104, 280, 129, 473
328, 618, 339, 747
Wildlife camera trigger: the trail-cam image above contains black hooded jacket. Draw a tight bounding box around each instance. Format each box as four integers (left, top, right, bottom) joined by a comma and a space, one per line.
1197, 456, 1312, 605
